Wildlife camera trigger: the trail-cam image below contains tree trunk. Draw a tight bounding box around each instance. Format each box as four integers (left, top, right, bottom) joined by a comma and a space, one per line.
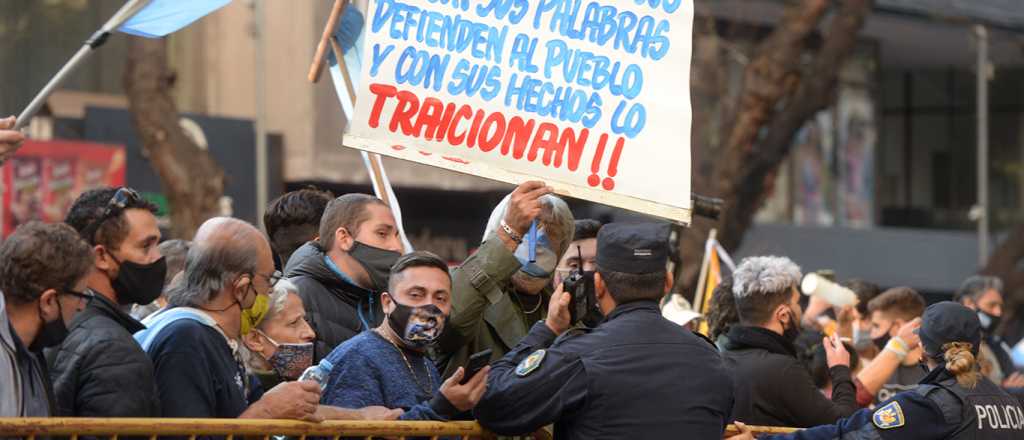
678, 0, 873, 295
981, 225, 1024, 333
123, 36, 224, 239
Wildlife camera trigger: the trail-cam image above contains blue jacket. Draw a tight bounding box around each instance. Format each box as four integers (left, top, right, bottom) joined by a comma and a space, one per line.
320, 330, 458, 421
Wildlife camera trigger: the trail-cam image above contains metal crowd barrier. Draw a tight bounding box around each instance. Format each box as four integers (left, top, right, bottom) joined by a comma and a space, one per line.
0, 418, 796, 439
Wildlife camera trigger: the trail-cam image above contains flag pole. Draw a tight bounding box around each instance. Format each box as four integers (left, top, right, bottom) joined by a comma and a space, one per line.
326, 19, 413, 252
692, 229, 717, 316
15, 0, 152, 130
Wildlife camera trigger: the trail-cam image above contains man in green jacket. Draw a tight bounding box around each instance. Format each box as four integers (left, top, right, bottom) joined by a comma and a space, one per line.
436, 181, 575, 380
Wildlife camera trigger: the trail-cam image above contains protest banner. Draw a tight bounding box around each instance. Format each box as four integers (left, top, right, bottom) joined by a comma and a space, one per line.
343, 0, 694, 223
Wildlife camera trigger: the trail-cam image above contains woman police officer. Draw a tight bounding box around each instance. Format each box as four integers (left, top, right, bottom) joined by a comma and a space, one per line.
730, 301, 1024, 440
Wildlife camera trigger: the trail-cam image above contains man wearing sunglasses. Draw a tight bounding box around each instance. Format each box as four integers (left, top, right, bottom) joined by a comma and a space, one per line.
1, 222, 94, 417
50, 187, 166, 418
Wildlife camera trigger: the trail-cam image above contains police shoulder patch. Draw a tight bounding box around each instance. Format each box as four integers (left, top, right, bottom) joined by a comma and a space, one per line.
872, 401, 906, 430
515, 349, 546, 377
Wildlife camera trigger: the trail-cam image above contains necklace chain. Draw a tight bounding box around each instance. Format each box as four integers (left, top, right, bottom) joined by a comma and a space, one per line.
375, 328, 434, 396
514, 292, 543, 314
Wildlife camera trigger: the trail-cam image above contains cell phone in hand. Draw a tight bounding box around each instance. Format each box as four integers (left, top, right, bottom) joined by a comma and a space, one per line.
459, 349, 493, 385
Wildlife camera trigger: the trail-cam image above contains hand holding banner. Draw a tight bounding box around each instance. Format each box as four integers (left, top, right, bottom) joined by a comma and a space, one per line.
344, 0, 694, 223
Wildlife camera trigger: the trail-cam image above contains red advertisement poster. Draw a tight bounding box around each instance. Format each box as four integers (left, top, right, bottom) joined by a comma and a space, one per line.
1, 139, 126, 236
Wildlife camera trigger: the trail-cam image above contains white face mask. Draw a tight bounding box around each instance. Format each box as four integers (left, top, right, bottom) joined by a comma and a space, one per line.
852, 326, 874, 351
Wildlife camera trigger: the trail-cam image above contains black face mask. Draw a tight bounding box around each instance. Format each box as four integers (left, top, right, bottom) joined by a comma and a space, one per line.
349, 241, 401, 292
110, 255, 167, 306
386, 298, 447, 349
873, 324, 894, 350
781, 307, 800, 343
29, 301, 70, 352
978, 310, 1001, 333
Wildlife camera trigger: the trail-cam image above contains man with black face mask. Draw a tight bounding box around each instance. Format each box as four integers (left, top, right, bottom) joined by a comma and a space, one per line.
286, 193, 404, 360
1, 222, 94, 417
321, 251, 489, 420
50, 187, 166, 417
722, 255, 858, 428
955, 276, 1024, 390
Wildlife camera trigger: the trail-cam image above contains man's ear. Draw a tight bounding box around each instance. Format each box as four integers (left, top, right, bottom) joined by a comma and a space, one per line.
594, 272, 608, 301
233, 274, 252, 295
380, 291, 395, 315
93, 244, 116, 271
775, 304, 791, 326
335, 227, 354, 252
37, 289, 60, 321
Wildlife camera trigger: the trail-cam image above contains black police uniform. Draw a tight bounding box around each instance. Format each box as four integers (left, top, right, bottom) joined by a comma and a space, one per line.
760, 302, 1024, 440
473, 223, 735, 439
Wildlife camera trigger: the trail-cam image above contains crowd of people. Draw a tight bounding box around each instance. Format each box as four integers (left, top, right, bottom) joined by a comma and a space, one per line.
1, 142, 1024, 437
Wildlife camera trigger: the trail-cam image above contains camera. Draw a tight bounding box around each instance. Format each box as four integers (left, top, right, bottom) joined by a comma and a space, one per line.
562, 247, 601, 327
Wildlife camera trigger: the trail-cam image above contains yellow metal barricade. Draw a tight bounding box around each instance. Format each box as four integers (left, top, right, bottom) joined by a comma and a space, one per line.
0, 418, 493, 440
0, 418, 794, 439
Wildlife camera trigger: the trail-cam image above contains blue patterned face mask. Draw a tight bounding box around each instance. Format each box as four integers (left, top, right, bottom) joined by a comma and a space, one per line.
513, 229, 557, 278
257, 330, 313, 380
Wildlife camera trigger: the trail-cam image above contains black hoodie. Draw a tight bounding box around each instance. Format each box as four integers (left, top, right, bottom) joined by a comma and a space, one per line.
722, 325, 858, 428
285, 242, 383, 361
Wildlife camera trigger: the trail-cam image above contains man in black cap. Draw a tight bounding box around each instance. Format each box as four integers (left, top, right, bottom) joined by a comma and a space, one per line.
474, 223, 735, 439
730, 301, 1024, 440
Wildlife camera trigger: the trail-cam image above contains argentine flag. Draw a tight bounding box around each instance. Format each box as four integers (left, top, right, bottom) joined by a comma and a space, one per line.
119, 0, 232, 38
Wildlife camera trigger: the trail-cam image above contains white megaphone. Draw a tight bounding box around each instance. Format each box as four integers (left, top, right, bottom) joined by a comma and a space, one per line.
801, 273, 858, 307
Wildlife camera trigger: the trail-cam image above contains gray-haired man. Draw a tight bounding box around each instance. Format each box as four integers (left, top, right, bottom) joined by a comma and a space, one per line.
722, 256, 858, 428
135, 217, 321, 421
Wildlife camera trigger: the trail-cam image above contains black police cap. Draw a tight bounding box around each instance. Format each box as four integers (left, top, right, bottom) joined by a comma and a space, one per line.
918, 301, 982, 360
596, 223, 671, 274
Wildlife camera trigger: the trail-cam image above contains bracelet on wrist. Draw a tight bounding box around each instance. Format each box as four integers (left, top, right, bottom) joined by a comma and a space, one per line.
500, 219, 524, 244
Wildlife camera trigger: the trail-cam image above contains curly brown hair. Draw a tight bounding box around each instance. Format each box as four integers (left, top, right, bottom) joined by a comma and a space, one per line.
0, 222, 94, 305
707, 280, 738, 341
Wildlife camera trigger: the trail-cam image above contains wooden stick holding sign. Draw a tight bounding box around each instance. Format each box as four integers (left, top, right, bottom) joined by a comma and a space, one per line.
327, 23, 414, 253
307, 0, 348, 83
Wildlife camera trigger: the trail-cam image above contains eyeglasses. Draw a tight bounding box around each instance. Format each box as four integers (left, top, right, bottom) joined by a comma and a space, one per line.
61, 289, 95, 303
253, 270, 283, 288
80, 188, 144, 244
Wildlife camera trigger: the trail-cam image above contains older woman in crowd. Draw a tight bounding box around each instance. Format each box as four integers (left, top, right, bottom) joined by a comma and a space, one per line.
241, 278, 403, 421
242, 279, 316, 391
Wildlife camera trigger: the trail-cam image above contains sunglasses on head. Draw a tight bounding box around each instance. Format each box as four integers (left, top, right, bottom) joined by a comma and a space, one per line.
80, 188, 144, 244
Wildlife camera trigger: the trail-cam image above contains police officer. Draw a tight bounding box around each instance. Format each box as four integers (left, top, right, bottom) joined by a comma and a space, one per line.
474, 223, 735, 439
730, 301, 1024, 440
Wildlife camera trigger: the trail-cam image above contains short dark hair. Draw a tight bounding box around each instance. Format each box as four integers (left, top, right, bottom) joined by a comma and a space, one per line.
596, 265, 665, 304
388, 251, 451, 293
707, 280, 738, 340
954, 275, 1003, 303
264, 188, 333, 260
868, 287, 925, 321
735, 287, 794, 326
64, 187, 158, 249
318, 194, 387, 251
572, 219, 602, 242
845, 279, 882, 317
0, 222, 94, 305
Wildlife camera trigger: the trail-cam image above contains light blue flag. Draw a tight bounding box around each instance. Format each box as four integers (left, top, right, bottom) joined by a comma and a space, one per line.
119, 0, 232, 38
